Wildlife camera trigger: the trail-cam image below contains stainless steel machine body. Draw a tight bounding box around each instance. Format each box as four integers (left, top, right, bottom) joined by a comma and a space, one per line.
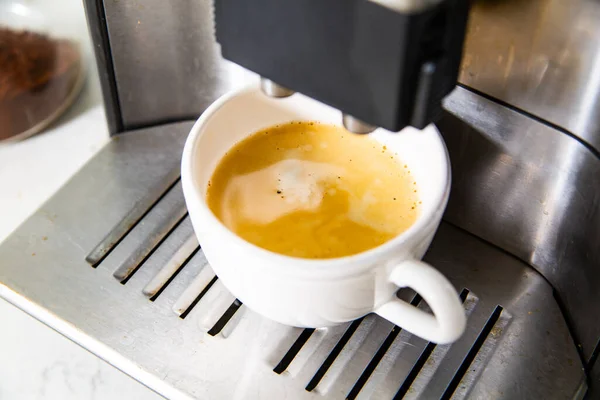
0, 0, 599, 398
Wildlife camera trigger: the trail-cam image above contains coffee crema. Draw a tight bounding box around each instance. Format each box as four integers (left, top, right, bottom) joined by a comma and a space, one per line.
206, 122, 419, 259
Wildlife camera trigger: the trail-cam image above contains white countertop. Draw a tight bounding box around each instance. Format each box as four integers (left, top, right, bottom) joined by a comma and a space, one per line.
0, 2, 163, 398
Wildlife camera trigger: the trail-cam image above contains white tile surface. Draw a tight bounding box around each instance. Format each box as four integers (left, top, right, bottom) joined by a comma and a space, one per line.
0, 1, 164, 399
0, 298, 164, 400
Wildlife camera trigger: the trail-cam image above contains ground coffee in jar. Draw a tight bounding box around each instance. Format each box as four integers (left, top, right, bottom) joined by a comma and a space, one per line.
0, 28, 82, 142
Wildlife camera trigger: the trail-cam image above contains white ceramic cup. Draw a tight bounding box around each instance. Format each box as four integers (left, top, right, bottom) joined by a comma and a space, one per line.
181, 85, 466, 344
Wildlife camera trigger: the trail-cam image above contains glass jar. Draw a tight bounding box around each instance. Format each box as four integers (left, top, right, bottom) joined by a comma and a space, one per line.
0, 0, 84, 142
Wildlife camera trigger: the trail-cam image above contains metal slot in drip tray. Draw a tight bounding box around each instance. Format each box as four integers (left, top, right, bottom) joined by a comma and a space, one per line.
87, 165, 585, 399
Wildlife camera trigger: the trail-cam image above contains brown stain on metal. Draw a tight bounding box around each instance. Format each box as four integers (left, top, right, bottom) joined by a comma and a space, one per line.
124, 265, 137, 277
490, 325, 503, 338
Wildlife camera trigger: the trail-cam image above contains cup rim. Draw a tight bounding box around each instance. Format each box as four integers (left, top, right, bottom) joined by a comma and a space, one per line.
181, 85, 451, 274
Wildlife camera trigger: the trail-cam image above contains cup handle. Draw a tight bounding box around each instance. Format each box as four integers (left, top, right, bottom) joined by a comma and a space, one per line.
374, 260, 466, 344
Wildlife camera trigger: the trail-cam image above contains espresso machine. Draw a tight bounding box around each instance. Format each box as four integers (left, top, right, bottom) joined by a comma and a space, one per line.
1, 0, 599, 398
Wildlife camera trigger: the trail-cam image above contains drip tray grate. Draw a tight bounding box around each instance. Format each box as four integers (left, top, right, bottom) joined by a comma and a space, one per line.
86, 169, 583, 399
0, 124, 585, 400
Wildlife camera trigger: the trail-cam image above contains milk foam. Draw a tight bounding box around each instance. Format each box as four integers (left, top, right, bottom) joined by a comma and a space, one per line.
222, 159, 346, 226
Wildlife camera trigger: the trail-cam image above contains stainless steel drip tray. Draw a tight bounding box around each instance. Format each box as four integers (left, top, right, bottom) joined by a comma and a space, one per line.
0, 122, 586, 399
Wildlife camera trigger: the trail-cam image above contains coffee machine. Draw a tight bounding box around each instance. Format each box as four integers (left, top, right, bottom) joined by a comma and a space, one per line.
0, 0, 599, 399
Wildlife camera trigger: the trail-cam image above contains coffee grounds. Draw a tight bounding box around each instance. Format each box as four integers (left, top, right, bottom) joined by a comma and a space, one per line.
0, 28, 82, 141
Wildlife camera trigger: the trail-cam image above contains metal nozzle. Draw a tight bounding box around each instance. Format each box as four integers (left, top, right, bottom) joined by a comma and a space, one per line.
260, 78, 295, 98
342, 114, 376, 134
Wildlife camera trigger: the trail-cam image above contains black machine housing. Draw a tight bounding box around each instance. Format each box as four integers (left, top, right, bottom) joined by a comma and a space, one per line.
215, 0, 469, 131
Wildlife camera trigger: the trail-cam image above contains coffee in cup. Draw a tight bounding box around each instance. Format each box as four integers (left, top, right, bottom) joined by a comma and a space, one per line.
206, 121, 420, 259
